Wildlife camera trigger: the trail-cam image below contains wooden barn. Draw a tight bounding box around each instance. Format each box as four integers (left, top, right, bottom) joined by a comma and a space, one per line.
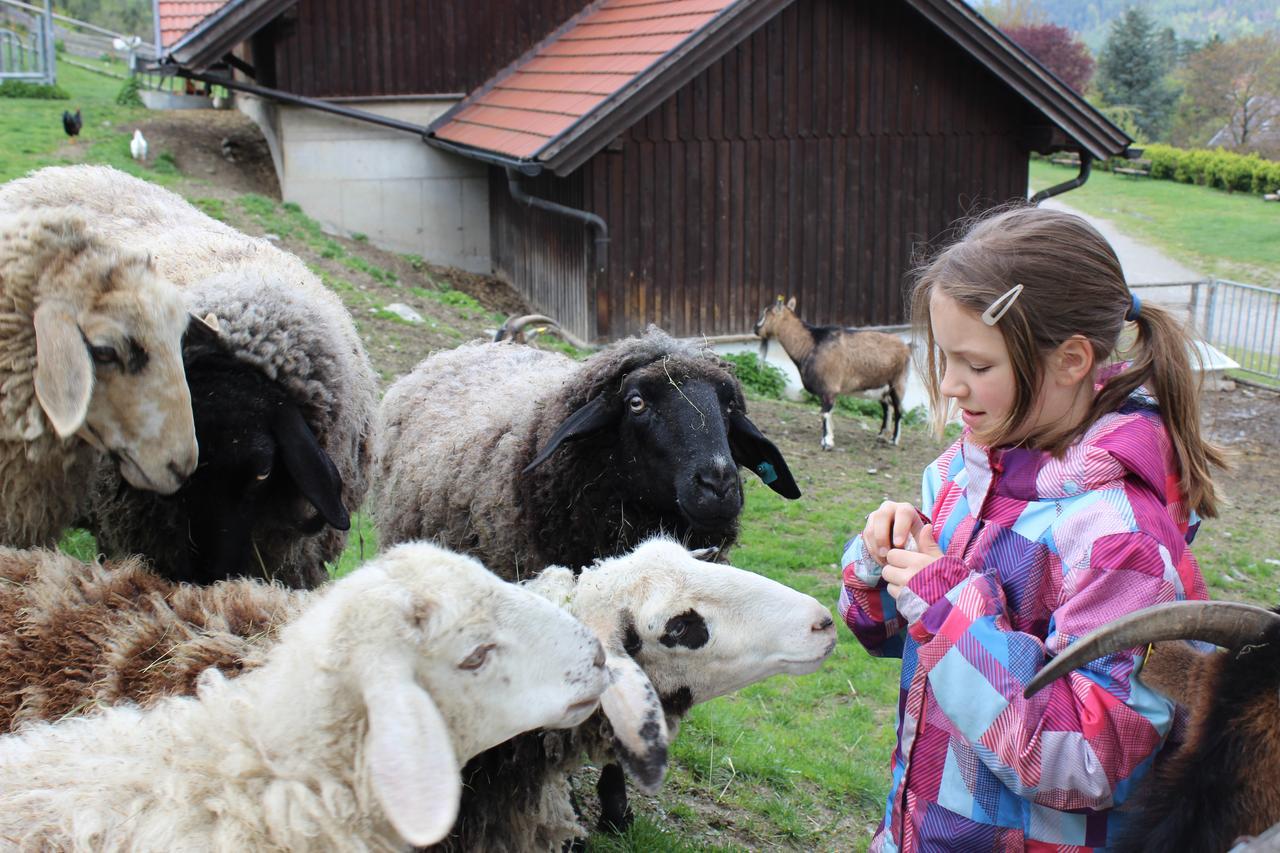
154, 0, 1130, 343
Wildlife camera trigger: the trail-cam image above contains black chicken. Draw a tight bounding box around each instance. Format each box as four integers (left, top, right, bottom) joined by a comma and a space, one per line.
61, 109, 82, 141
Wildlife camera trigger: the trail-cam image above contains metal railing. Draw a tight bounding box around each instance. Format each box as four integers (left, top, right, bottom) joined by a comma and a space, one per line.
1131, 279, 1280, 386
0, 0, 53, 85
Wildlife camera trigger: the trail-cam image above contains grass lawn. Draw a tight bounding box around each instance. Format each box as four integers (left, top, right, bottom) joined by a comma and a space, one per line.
1030, 159, 1280, 287
0, 57, 170, 184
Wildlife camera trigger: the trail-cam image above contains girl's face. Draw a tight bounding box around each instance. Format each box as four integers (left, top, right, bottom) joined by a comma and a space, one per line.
931, 290, 1094, 447
930, 290, 1018, 442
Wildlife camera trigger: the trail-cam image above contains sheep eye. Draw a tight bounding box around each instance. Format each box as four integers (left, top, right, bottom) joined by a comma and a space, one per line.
253, 470, 271, 482
90, 345, 119, 365
627, 395, 646, 414
459, 643, 496, 671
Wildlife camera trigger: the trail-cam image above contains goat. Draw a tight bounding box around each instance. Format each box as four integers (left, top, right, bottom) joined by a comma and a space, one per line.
1025, 599, 1280, 853
754, 296, 910, 449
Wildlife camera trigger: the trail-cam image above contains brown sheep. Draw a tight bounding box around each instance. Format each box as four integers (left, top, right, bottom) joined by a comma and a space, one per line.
754, 296, 911, 449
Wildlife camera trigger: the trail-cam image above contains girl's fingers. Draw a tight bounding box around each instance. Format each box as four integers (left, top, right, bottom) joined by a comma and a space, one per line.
892, 505, 919, 548
886, 583, 902, 600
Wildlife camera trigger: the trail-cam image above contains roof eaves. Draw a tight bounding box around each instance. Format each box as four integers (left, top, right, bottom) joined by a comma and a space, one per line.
904, 0, 1130, 160
539, 0, 794, 176
165, 0, 296, 71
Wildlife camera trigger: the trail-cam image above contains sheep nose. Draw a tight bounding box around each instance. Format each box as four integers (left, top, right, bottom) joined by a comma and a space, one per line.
813, 615, 834, 632
694, 468, 736, 500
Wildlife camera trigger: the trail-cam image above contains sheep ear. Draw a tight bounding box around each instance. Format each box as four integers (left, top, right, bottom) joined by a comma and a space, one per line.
785, 297, 796, 311
33, 300, 93, 438
599, 651, 668, 794
361, 674, 462, 846
183, 312, 221, 348
523, 395, 614, 473
273, 404, 350, 530
727, 412, 800, 499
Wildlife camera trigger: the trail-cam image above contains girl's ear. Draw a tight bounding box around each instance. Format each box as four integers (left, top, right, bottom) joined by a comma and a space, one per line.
1052, 335, 1094, 385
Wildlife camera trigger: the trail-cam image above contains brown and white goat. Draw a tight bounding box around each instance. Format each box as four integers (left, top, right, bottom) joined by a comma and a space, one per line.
1025, 600, 1280, 853
754, 297, 911, 449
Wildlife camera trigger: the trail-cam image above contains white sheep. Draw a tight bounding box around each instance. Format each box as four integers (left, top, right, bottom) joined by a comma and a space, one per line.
0, 541, 611, 850
0, 206, 197, 548
440, 536, 839, 850
0, 166, 378, 587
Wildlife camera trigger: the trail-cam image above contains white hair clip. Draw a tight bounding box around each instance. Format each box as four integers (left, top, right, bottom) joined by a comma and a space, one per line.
981, 283, 1024, 326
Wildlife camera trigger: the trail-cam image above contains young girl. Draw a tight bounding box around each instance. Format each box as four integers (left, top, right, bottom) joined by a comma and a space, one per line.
839, 205, 1225, 852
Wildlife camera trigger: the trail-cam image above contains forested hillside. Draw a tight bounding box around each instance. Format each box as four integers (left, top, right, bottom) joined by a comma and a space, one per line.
1021, 1, 1278, 49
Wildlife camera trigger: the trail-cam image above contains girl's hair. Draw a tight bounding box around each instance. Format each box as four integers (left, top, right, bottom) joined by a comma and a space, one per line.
911, 204, 1225, 517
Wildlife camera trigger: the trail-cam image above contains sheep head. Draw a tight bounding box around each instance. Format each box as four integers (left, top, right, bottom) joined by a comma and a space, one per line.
527, 537, 837, 791
28, 220, 196, 494
157, 321, 349, 583
524, 333, 798, 559
274, 542, 609, 846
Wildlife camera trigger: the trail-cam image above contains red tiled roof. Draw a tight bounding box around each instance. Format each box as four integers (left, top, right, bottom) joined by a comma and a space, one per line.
157, 1, 230, 48
433, 0, 739, 162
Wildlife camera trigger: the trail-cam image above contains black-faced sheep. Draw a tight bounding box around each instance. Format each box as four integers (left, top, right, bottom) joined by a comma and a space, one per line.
754, 296, 911, 449
0, 542, 611, 850
373, 330, 800, 577
0, 207, 197, 548
0, 165, 378, 588
1025, 599, 1280, 853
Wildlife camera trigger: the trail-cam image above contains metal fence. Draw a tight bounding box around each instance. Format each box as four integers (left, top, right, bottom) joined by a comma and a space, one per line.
0, 0, 53, 85
1131, 279, 1280, 386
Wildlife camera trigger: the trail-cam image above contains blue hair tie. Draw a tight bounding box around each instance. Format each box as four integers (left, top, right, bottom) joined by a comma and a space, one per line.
1126, 292, 1142, 322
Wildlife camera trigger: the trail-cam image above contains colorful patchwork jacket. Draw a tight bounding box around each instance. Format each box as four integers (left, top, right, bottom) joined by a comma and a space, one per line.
838, 394, 1208, 852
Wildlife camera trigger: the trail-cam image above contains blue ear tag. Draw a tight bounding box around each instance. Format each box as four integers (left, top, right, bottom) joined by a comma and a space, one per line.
755, 461, 778, 485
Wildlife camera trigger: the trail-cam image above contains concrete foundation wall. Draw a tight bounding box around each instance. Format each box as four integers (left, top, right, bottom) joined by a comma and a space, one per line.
239, 96, 490, 273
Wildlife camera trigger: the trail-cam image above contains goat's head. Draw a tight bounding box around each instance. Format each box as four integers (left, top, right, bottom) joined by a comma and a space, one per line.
530, 537, 836, 788
30, 223, 196, 493
753, 295, 798, 339
166, 318, 349, 582
299, 542, 609, 845
525, 343, 800, 535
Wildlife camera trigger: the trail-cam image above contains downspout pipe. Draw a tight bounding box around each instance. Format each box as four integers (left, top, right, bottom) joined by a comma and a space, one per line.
1031, 152, 1092, 204
505, 167, 609, 274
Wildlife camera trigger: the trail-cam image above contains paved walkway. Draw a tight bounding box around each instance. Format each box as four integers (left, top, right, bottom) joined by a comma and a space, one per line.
1040, 197, 1203, 283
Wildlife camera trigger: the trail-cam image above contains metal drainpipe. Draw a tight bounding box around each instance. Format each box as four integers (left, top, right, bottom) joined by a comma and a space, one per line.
505, 167, 609, 273
1031, 152, 1092, 204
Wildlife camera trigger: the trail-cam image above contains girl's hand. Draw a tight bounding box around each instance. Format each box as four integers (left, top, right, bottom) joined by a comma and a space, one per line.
863, 501, 924, 566
883, 525, 943, 600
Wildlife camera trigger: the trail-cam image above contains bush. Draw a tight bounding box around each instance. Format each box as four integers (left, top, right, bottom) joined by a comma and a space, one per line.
721, 352, 788, 400
116, 76, 143, 107
1140, 143, 1280, 196
0, 80, 70, 99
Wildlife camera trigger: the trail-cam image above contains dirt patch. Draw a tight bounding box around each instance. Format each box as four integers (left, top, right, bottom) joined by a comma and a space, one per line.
141, 110, 280, 199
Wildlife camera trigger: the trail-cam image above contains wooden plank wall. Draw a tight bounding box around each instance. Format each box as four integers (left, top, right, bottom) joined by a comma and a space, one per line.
489, 167, 593, 342
571, 0, 1032, 339
264, 0, 583, 97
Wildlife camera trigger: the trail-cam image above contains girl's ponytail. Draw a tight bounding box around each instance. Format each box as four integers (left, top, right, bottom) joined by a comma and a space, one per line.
1090, 300, 1226, 518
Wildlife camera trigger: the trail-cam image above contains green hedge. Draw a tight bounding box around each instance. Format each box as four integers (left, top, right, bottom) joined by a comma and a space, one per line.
0, 80, 70, 100
1121, 144, 1280, 195
720, 352, 788, 400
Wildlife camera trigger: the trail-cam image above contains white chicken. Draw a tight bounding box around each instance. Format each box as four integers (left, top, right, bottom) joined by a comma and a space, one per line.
130, 129, 148, 161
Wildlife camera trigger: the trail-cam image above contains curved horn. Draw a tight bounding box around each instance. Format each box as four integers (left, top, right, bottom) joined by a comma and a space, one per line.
494, 314, 560, 343
1025, 601, 1280, 699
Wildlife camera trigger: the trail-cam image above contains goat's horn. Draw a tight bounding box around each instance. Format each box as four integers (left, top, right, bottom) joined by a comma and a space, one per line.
1024, 600, 1280, 699
495, 314, 560, 342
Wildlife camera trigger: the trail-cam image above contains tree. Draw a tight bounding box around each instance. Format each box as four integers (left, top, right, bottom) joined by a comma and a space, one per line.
1096, 7, 1180, 140
1002, 23, 1095, 93
1175, 33, 1280, 152
974, 0, 1047, 29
